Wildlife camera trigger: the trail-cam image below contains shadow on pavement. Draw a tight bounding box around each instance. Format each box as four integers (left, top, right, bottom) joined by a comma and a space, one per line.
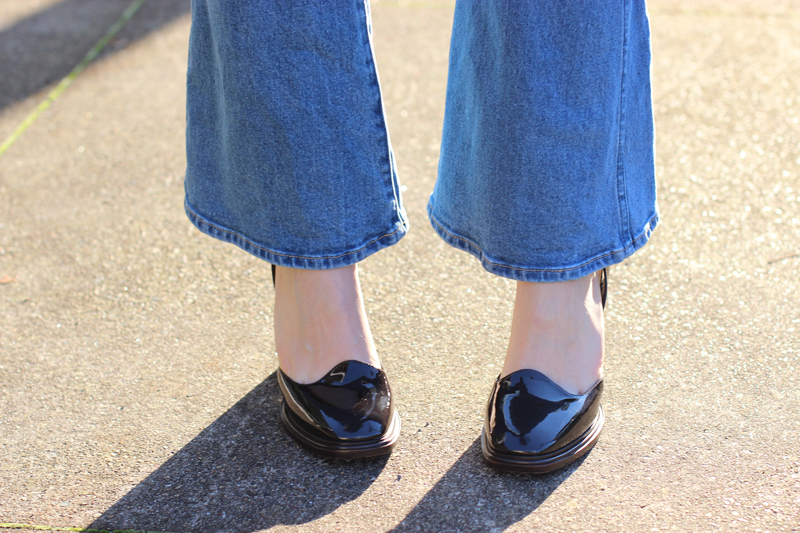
88, 373, 387, 532
0, 0, 190, 113
390, 439, 580, 532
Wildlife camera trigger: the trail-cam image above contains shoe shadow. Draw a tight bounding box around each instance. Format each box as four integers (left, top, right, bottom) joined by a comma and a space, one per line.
87, 372, 388, 532
389, 439, 586, 532
0, 0, 190, 113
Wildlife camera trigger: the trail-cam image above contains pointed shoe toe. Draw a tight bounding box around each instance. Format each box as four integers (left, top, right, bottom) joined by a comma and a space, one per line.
481, 369, 604, 473
277, 360, 400, 458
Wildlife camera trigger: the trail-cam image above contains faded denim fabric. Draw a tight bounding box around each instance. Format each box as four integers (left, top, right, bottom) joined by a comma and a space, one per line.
185, 0, 407, 270
185, 0, 658, 281
429, 0, 658, 282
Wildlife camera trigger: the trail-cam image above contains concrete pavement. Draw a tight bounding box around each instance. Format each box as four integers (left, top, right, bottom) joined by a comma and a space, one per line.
0, 0, 798, 531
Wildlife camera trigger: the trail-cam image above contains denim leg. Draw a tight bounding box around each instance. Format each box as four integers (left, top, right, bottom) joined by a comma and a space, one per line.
184, 0, 408, 270
429, 0, 659, 282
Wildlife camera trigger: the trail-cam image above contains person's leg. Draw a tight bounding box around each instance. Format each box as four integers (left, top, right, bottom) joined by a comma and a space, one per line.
185, 0, 404, 456
274, 264, 379, 384
431, 0, 657, 470
503, 271, 604, 395
433, 0, 657, 281
185, 0, 406, 384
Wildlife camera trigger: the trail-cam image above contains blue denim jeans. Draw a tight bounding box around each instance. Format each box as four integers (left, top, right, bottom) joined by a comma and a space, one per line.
184, 0, 658, 282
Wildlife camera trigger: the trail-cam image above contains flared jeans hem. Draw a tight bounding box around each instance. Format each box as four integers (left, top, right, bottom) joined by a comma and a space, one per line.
428, 202, 659, 283
185, 198, 409, 270
184, 0, 659, 278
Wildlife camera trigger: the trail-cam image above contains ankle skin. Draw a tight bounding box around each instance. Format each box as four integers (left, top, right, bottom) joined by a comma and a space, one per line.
273, 264, 380, 384
502, 271, 604, 395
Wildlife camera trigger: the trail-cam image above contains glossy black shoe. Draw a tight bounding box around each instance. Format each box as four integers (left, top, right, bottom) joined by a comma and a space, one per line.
277, 360, 400, 458
481, 370, 603, 473
482, 267, 608, 473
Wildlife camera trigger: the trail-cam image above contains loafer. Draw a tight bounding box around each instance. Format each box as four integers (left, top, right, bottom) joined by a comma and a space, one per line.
481, 369, 604, 473
277, 360, 400, 458
481, 267, 608, 473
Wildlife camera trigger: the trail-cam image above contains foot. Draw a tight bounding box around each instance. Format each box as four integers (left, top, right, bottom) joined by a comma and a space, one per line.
501, 271, 604, 395
273, 264, 380, 384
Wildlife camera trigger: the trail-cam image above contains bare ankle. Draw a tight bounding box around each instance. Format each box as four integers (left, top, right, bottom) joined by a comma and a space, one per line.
273, 264, 379, 384
502, 272, 604, 394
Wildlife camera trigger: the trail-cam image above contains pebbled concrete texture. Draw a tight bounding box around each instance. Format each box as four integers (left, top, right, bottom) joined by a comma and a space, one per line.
0, 0, 798, 531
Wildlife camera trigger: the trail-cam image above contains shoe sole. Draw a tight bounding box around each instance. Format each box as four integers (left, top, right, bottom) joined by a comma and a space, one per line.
280, 401, 400, 459
480, 407, 604, 474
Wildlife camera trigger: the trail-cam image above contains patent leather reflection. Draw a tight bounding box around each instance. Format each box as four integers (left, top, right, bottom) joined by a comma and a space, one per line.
481, 268, 609, 473
488, 370, 602, 455
278, 360, 393, 440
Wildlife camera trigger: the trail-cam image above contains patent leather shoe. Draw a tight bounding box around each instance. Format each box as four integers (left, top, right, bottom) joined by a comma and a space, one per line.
277, 360, 400, 458
481, 369, 603, 473
482, 267, 608, 473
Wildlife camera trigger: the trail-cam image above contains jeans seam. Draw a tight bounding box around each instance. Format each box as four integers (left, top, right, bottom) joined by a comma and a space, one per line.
430, 211, 657, 274
186, 200, 404, 262
615, 0, 632, 242
362, 0, 404, 223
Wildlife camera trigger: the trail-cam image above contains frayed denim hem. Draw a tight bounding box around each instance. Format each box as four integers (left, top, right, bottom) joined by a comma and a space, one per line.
427, 201, 658, 283
185, 198, 409, 270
